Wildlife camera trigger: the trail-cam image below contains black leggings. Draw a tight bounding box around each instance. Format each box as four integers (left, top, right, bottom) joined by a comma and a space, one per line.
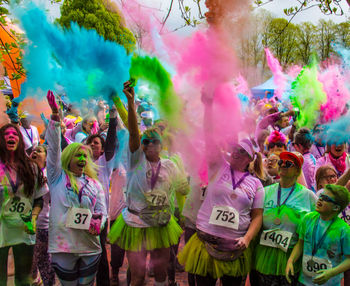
0, 243, 35, 286
195, 274, 242, 286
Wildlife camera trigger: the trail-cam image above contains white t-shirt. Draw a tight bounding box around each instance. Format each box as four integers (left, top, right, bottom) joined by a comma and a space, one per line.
122, 147, 180, 228
0, 162, 47, 247
196, 161, 265, 240
20, 125, 40, 151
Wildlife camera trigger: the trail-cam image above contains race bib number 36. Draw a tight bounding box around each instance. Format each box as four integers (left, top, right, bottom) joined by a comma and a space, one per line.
259, 229, 293, 252
145, 190, 168, 206
65, 207, 92, 230
209, 206, 239, 230
3, 197, 32, 217
302, 255, 332, 277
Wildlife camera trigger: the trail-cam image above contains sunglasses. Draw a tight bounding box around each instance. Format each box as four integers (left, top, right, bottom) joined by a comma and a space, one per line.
142, 138, 161, 146
277, 159, 295, 168
268, 142, 285, 149
319, 194, 338, 205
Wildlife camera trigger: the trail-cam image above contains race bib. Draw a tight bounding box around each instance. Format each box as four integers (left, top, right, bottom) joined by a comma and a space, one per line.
302, 255, 332, 277
259, 229, 293, 252
340, 207, 350, 225
200, 186, 207, 201
65, 207, 92, 230
209, 206, 239, 230
3, 196, 32, 217
144, 189, 168, 206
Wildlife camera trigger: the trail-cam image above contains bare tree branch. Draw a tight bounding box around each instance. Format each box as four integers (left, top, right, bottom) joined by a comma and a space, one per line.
160, 0, 174, 32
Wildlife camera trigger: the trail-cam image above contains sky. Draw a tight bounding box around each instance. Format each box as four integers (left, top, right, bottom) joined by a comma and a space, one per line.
29, 0, 349, 36
112, 0, 349, 35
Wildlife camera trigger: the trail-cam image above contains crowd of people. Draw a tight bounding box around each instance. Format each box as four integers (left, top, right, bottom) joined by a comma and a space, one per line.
0, 82, 349, 286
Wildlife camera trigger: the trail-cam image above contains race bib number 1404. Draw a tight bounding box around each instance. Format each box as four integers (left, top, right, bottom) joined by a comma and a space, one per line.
259, 229, 293, 252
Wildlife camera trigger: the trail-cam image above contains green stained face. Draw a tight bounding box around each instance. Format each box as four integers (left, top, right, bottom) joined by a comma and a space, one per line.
69, 148, 88, 176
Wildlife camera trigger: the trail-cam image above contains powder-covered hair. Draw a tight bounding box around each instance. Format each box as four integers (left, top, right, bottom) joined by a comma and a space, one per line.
324, 184, 350, 212
293, 128, 312, 149
141, 127, 162, 143
267, 130, 287, 145
61, 143, 98, 193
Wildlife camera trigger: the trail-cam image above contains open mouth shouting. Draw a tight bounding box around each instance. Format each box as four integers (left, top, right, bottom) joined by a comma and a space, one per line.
77, 161, 86, 169
6, 139, 17, 150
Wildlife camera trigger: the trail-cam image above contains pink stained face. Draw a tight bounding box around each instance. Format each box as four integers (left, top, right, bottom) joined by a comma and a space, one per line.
4, 127, 20, 152
330, 144, 346, 158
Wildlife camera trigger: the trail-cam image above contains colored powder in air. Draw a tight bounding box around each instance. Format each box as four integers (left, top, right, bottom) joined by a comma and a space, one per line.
290, 60, 327, 128
12, 1, 131, 103
319, 114, 350, 145
265, 48, 287, 99
319, 64, 350, 123
129, 55, 182, 127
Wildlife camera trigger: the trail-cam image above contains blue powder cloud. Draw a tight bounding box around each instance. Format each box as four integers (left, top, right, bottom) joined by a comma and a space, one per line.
13, 1, 131, 103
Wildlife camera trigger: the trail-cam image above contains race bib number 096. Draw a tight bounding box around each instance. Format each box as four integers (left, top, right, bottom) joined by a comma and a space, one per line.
302, 255, 332, 277
65, 207, 92, 230
259, 230, 293, 252
209, 206, 239, 230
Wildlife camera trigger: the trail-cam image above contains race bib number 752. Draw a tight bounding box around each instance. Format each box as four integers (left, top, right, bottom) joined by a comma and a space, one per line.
145, 190, 168, 206
65, 207, 92, 230
209, 206, 239, 230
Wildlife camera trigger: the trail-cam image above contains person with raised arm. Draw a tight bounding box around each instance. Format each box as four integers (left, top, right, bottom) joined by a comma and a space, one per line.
108, 81, 184, 286
178, 90, 265, 286
45, 91, 107, 286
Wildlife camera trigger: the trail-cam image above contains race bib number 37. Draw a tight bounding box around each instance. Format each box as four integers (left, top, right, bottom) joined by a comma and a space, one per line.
259, 229, 293, 252
65, 207, 92, 230
209, 206, 239, 230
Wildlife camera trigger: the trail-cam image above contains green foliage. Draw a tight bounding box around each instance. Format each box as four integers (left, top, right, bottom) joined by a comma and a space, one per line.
0, 0, 26, 82
57, 0, 135, 53
265, 18, 299, 66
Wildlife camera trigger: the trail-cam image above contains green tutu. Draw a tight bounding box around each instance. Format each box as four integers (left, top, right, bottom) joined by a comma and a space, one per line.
177, 233, 251, 279
253, 244, 301, 276
108, 214, 183, 252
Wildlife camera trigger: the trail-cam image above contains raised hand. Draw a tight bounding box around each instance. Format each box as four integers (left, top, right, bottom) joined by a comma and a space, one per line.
123, 81, 135, 102
46, 90, 58, 113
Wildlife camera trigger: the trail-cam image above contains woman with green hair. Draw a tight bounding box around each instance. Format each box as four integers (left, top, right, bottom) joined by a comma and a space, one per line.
108, 82, 186, 286
46, 91, 107, 286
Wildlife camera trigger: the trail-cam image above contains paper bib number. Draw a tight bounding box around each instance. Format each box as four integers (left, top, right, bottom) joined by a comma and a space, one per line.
3, 197, 32, 217
259, 230, 292, 252
65, 207, 92, 230
200, 186, 207, 201
209, 206, 239, 230
302, 255, 332, 277
340, 207, 350, 224
145, 190, 168, 206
